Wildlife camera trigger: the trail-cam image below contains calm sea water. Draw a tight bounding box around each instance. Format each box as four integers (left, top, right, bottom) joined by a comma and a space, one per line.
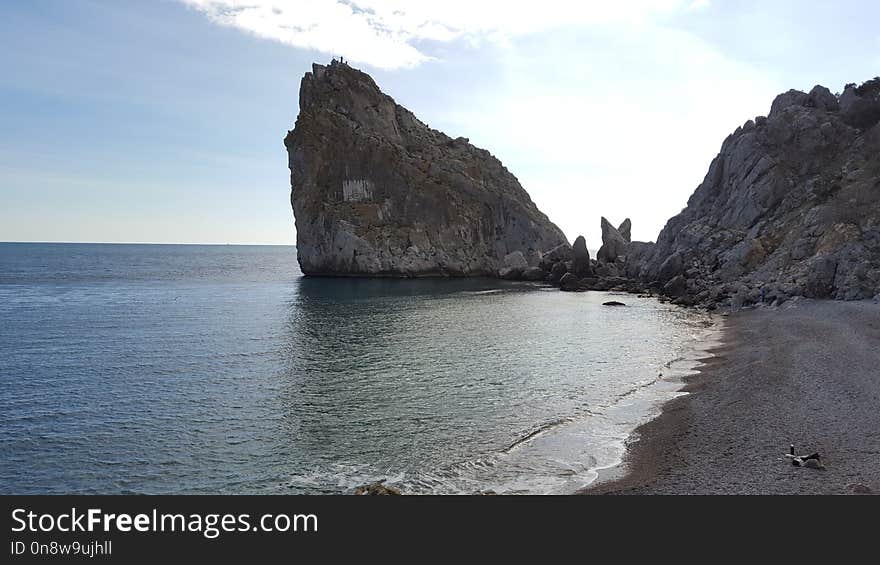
0, 243, 712, 494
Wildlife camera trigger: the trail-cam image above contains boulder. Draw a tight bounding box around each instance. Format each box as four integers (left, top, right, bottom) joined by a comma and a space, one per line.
498, 267, 522, 280
663, 274, 688, 297
602, 301, 626, 306
656, 252, 684, 283
594, 262, 621, 278
503, 251, 529, 270
559, 272, 580, 292
549, 261, 568, 283
768, 89, 808, 118
807, 85, 839, 112
839, 80, 880, 129
521, 266, 547, 281
547, 261, 568, 283
540, 242, 573, 269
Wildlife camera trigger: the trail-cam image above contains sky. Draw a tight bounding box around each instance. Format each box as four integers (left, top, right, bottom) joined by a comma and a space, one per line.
1, 1, 878, 247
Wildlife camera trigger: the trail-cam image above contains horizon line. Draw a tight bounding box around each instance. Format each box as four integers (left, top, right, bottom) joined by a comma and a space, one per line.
0, 240, 296, 246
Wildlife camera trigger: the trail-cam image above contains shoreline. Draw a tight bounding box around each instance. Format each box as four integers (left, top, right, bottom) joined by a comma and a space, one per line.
583, 298, 880, 495
580, 312, 727, 492
582, 338, 730, 493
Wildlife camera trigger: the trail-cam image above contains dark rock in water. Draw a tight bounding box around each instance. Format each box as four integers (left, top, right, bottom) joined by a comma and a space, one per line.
638, 77, 880, 303
354, 480, 402, 495
559, 272, 580, 292
602, 301, 626, 306
571, 235, 592, 276
284, 60, 568, 277
521, 266, 548, 281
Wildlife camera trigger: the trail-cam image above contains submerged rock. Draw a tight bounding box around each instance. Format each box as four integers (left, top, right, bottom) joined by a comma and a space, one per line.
285, 60, 568, 277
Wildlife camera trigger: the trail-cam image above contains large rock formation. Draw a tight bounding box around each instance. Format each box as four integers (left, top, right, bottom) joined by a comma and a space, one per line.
636, 77, 880, 305
284, 60, 568, 276
596, 218, 629, 263
570, 236, 592, 277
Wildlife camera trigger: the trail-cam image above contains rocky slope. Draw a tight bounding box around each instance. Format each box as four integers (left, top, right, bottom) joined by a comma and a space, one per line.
632, 78, 880, 306
284, 60, 568, 277
539, 79, 880, 305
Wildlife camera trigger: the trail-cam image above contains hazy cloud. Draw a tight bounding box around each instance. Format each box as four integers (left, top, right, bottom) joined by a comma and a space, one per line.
180, 0, 702, 69
687, 0, 711, 11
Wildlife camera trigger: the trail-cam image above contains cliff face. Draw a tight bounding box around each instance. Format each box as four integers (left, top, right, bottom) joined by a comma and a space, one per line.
637, 78, 880, 304
284, 60, 568, 277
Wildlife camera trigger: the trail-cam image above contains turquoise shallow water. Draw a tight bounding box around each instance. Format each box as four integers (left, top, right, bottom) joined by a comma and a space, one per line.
0, 243, 711, 494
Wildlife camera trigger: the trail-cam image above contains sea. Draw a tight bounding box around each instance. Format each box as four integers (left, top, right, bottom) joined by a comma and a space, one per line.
0, 243, 717, 494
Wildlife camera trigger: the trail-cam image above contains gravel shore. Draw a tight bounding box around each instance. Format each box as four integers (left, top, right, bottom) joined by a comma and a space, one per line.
587, 299, 880, 495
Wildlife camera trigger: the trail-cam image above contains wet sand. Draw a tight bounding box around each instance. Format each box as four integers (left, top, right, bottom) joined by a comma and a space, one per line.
587, 299, 880, 495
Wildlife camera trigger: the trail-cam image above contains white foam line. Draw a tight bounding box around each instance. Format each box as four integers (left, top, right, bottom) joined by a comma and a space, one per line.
577, 315, 727, 491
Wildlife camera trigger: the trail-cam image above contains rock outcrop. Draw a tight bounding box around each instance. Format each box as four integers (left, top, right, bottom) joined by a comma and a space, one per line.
618, 218, 632, 243
596, 218, 629, 263
284, 60, 568, 277
634, 77, 880, 306
570, 235, 592, 277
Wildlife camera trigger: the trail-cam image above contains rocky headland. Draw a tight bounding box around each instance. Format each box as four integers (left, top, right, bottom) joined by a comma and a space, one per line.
635, 78, 880, 308
286, 63, 880, 307
284, 60, 567, 276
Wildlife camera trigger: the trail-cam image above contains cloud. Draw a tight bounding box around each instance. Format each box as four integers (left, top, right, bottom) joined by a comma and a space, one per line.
180, 0, 702, 69
421, 24, 779, 247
